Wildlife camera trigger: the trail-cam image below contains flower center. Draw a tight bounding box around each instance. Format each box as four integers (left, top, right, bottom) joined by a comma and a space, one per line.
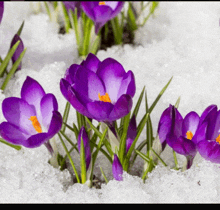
216, 134, 220, 144
29, 116, 42, 133
99, 1, 106, 5
98, 92, 111, 103
186, 131, 193, 140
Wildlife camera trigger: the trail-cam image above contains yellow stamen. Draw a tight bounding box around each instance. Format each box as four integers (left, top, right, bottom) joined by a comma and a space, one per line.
216, 134, 220, 144
29, 116, 42, 133
99, 1, 106, 5
186, 131, 193, 140
98, 92, 111, 103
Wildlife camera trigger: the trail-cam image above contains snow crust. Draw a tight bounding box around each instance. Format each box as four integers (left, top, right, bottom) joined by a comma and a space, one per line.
0, 2, 220, 203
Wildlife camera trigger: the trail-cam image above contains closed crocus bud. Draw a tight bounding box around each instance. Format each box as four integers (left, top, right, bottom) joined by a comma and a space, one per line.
112, 154, 123, 181
78, 126, 91, 170
60, 53, 136, 123
0, 2, 4, 24
81, 1, 125, 34
126, 114, 137, 153
10, 34, 24, 71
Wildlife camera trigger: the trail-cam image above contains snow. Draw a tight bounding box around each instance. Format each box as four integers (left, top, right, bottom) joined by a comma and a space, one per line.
0, 1, 220, 203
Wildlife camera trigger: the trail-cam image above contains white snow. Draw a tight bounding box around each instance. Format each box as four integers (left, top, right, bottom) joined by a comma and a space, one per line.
0, 1, 220, 203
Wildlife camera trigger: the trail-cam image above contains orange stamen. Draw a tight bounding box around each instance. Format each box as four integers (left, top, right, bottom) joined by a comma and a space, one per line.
186, 131, 193, 140
98, 92, 111, 103
99, 1, 106, 5
29, 116, 42, 133
216, 134, 220, 144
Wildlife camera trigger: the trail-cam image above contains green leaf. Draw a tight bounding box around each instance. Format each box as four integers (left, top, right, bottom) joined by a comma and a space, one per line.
100, 166, 108, 183
16, 20, 25, 37
135, 149, 150, 163
127, 2, 138, 32
110, 16, 123, 45
175, 96, 181, 109
58, 132, 80, 183
124, 113, 149, 171
0, 40, 21, 78
131, 85, 145, 119
1, 47, 27, 91
59, 130, 78, 152
119, 112, 131, 163
150, 148, 167, 167
61, 102, 70, 133
89, 33, 101, 55
148, 76, 173, 114
61, 2, 71, 33
90, 123, 101, 153
89, 126, 108, 181
80, 137, 87, 184
0, 138, 22, 151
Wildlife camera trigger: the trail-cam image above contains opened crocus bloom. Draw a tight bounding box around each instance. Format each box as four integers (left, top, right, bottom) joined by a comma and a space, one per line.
60, 53, 136, 122
197, 105, 220, 163
158, 105, 200, 169
0, 76, 62, 148
81, 1, 125, 34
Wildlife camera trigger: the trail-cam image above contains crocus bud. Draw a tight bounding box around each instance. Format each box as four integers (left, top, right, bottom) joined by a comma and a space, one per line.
78, 126, 91, 170
112, 154, 123, 181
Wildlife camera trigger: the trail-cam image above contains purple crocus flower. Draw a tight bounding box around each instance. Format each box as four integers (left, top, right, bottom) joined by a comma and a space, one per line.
81, 1, 125, 34
126, 114, 137, 153
78, 126, 91, 170
158, 105, 199, 169
0, 2, 4, 24
197, 105, 220, 164
60, 53, 135, 123
63, 1, 81, 18
0, 76, 63, 149
112, 154, 123, 181
10, 34, 24, 71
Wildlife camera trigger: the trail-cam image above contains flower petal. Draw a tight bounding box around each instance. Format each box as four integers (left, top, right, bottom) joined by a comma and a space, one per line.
40, 93, 58, 130
0, 2, 4, 24
112, 154, 123, 181
21, 76, 46, 118
46, 111, 63, 140
81, 2, 98, 21
97, 58, 126, 103
80, 53, 101, 73
182, 111, 200, 138
0, 121, 29, 145
197, 140, 220, 163
74, 66, 106, 101
109, 94, 132, 122
2, 97, 36, 135
23, 133, 49, 148
87, 101, 114, 122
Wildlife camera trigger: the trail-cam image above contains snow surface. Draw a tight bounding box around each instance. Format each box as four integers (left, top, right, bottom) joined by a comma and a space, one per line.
0, 2, 220, 203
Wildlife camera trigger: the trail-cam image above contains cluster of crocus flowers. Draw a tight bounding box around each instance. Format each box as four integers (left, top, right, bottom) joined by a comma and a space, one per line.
81, 1, 125, 34
60, 53, 136, 123
0, 76, 62, 150
158, 104, 220, 168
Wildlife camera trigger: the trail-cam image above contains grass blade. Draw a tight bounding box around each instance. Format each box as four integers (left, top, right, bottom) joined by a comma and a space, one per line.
80, 137, 87, 184
61, 101, 70, 133
0, 138, 22, 151
148, 76, 173, 114
1, 47, 27, 91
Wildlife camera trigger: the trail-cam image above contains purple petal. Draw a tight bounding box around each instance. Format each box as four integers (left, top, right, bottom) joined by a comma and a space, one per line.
108, 2, 125, 19
158, 105, 173, 144
109, 94, 133, 122
0, 122, 30, 145
127, 114, 137, 140
192, 121, 207, 144
21, 76, 46, 118
209, 110, 220, 140
197, 140, 220, 163
87, 100, 114, 122
93, 5, 113, 23
2, 97, 37, 135
97, 58, 126, 103
40, 93, 58, 130
46, 111, 63, 140
182, 111, 200, 138
78, 126, 91, 170
112, 154, 123, 181
10, 34, 24, 71
81, 2, 98, 21
63, 1, 81, 18
199, 104, 217, 126
64, 64, 80, 84
23, 133, 49, 148
0, 2, 4, 24
166, 134, 197, 157
74, 66, 106, 101
117, 70, 136, 98
80, 53, 101, 73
